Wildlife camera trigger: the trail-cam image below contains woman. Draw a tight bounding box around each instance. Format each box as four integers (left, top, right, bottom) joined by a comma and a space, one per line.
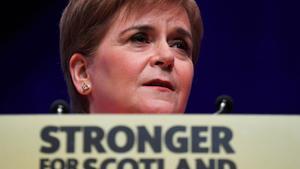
60, 0, 203, 113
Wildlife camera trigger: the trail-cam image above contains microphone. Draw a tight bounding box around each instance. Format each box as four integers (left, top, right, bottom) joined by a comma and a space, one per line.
214, 95, 233, 115
49, 99, 70, 114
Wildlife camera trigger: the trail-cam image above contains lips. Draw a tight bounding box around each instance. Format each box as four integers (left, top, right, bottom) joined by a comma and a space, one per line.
143, 79, 175, 91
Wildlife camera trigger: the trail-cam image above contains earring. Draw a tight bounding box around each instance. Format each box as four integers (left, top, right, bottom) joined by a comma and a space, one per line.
81, 82, 90, 92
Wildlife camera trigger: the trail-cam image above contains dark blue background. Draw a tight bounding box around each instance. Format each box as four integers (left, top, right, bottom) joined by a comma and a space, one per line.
1, 0, 299, 114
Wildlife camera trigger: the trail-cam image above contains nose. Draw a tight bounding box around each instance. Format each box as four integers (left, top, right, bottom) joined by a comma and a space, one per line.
150, 42, 175, 71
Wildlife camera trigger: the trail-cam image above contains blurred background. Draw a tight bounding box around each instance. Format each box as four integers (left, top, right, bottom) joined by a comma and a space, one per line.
0, 0, 299, 114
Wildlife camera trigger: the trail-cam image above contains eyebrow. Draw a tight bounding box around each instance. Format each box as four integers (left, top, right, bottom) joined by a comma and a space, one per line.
175, 27, 193, 41
119, 24, 192, 40
119, 25, 154, 36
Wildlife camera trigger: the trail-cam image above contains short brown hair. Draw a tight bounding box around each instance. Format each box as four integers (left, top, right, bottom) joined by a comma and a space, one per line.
60, 0, 204, 113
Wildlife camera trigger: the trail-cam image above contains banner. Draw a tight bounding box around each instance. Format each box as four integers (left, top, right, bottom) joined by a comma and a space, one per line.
0, 115, 299, 169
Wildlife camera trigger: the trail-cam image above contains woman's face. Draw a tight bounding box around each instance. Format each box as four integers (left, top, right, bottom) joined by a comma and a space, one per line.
87, 5, 194, 113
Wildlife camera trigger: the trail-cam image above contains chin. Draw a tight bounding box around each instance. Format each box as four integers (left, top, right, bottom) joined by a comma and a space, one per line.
137, 100, 182, 114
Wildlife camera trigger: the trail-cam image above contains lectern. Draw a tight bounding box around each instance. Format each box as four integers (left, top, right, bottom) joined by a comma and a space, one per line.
0, 115, 299, 169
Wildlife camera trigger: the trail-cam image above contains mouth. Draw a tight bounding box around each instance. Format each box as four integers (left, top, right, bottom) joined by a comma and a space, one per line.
143, 79, 175, 91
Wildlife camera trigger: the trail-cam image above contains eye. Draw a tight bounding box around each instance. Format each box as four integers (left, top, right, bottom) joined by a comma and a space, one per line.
169, 39, 190, 54
130, 32, 150, 44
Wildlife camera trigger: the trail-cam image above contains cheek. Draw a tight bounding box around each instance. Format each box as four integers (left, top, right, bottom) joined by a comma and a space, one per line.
178, 62, 194, 92
112, 55, 147, 85
91, 49, 147, 89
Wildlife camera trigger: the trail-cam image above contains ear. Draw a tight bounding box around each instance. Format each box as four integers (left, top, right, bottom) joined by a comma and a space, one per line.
69, 53, 92, 95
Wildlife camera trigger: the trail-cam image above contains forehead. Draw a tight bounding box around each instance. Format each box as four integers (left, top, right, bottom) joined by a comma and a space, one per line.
113, 4, 191, 31
122, 0, 185, 16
